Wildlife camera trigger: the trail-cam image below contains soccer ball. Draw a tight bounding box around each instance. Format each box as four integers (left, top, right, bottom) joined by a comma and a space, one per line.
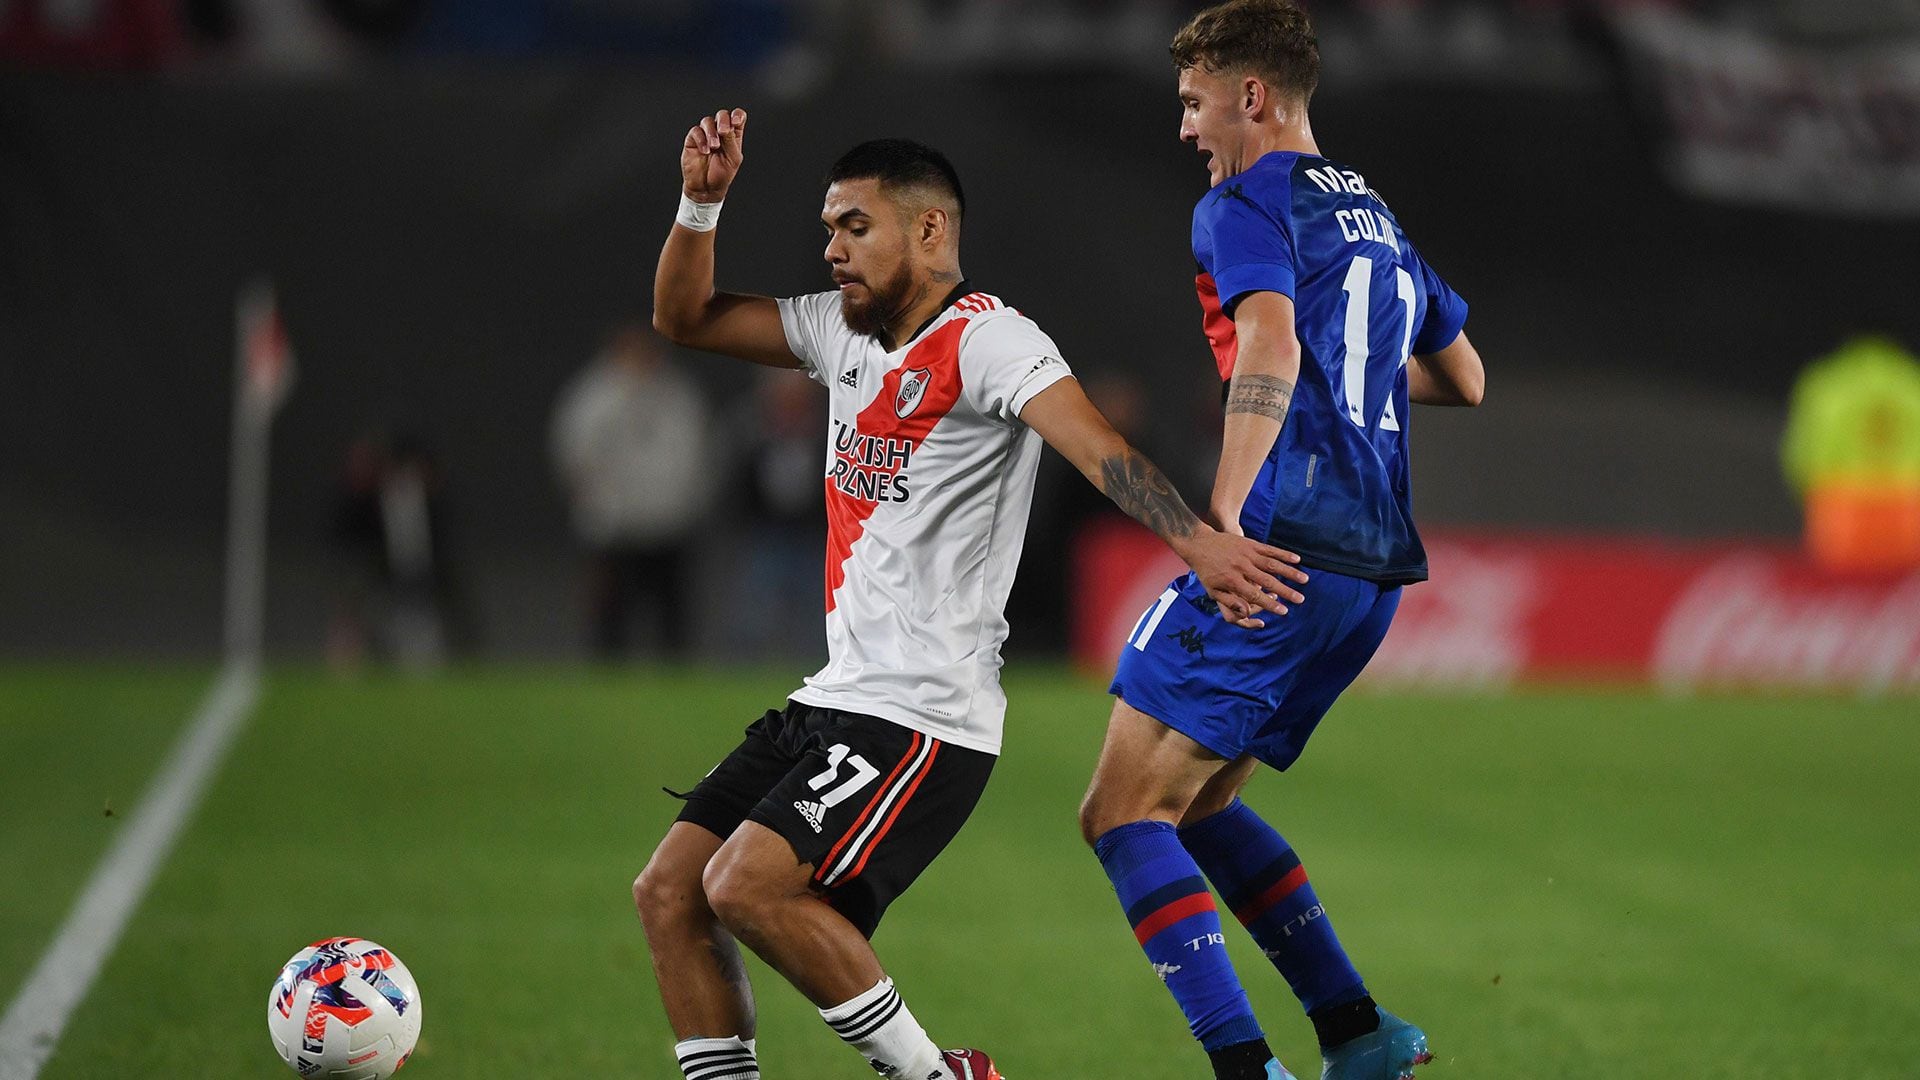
268, 937, 422, 1079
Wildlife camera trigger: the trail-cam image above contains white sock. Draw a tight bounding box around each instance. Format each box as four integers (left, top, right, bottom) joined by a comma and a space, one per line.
819, 978, 950, 1080
674, 1035, 759, 1080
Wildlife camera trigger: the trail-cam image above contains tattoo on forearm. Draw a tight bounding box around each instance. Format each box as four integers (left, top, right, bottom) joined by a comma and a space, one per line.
1099, 451, 1199, 542
1226, 373, 1293, 422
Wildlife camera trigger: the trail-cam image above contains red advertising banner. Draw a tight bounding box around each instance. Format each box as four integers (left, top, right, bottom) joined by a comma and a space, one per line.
1072, 521, 1920, 692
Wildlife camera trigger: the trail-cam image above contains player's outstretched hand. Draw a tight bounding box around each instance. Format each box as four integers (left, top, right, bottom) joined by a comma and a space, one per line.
682, 107, 747, 204
1181, 529, 1308, 629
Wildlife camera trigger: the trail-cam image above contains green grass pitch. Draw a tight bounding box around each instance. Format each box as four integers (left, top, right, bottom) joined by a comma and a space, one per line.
2, 665, 1916, 1078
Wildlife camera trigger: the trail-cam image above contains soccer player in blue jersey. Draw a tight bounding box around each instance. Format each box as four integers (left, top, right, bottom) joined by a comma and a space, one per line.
1077, 2, 1487, 1079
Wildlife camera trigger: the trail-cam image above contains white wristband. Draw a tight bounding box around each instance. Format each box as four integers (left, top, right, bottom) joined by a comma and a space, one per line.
677, 193, 723, 232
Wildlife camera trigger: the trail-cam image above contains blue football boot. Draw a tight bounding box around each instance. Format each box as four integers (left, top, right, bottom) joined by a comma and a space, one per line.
1319, 1008, 1431, 1080
1267, 1059, 1299, 1080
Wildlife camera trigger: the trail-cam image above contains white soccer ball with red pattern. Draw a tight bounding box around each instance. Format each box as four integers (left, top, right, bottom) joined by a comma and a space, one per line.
268, 937, 422, 1079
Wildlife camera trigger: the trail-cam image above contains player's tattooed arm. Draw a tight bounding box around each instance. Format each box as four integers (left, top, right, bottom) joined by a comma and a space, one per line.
1019, 377, 1305, 624
1210, 291, 1301, 536
1098, 449, 1200, 543
1097, 445, 1304, 623
1225, 373, 1293, 423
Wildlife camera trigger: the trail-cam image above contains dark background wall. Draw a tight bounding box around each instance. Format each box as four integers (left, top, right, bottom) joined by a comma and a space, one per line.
5, 58, 1915, 657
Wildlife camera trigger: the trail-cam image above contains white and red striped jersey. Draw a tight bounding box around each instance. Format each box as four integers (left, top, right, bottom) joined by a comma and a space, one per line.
776, 286, 1073, 755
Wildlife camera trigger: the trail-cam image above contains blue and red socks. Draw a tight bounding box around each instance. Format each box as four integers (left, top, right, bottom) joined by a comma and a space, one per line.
1178, 799, 1379, 1047
1094, 819, 1267, 1064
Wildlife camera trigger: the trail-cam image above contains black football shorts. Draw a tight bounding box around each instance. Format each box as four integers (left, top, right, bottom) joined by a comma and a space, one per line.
674, 700, 995, 938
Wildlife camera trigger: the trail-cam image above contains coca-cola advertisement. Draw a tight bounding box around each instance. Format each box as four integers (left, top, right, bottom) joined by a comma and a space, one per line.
1073, 524, 1920, 693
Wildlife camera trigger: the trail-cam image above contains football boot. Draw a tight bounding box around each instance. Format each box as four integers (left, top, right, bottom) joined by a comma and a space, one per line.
940, 1047, 1002, 1080
1320, 1008, 1431, 1080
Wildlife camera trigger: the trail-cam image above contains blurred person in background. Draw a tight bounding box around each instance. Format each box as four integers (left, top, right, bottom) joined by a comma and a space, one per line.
551, 324, 712, 661
1782, 335, 1920, 573
730, 367, 828, 661
327, 430, 471, 672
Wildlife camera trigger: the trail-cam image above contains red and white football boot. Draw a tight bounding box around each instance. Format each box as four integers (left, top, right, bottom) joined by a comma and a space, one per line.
940, 1047, 1003, 1079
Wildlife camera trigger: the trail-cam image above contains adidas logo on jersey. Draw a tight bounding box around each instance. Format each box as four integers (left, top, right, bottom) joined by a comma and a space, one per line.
839, 368, 859, 388
794, 800, 828, 833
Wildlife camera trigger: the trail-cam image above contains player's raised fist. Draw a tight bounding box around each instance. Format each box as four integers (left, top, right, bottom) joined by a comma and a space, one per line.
682, 107, 747, 204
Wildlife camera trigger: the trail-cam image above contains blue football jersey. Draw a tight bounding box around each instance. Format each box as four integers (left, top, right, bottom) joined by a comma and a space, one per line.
1193, 150, 1467, 584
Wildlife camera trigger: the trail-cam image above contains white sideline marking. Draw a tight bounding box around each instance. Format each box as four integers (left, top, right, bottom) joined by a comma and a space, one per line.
0, 666, 259, 1080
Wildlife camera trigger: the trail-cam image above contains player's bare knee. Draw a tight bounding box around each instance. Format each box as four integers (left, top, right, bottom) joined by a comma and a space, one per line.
1077, 789, 1108, 848
700, 856, 764, 931
1182, 781, 1240, 826
631, 865, 669, 919
1180, 757, 1256, 827
630, 869, 649, 913
1078, 785, 1140, 847
632, 860, 701, 928
1081, 778, 1194, 846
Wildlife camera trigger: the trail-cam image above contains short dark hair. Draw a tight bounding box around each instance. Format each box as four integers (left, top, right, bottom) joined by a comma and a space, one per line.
1171, 0, 1320, 106
826, 138, 966, 223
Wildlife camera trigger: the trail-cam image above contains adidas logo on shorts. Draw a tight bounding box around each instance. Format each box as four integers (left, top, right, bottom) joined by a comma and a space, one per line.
794, 799, 828, 833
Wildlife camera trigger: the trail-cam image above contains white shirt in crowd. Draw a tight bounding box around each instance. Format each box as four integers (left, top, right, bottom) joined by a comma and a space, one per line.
551, 352, 711, 548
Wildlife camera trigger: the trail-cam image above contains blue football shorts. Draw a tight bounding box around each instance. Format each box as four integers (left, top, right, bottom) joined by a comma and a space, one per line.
1109, 566, 1401, 770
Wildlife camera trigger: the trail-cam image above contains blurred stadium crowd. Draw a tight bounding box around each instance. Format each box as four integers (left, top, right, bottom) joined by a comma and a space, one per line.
12, 0, 1920, 73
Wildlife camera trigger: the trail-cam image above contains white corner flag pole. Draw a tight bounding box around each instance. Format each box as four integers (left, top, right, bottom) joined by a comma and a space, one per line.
225, 279, 295, 671
0, 280, 291, 1080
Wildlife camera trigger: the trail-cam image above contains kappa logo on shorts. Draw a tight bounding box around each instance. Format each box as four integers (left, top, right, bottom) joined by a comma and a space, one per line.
1175, 626, 1207, 657
895, 367, 931, 418
794, 799, 828, 833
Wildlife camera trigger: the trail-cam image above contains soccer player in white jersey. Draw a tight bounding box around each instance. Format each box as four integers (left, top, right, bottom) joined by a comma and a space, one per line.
633, 107, 1312, 1080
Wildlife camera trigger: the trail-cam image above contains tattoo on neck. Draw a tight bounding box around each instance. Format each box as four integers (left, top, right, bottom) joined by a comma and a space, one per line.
1226, 373, 1293, 422
1099, 450, 1198, 542
901, 283, 931, 320
931, 268, 962, 284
